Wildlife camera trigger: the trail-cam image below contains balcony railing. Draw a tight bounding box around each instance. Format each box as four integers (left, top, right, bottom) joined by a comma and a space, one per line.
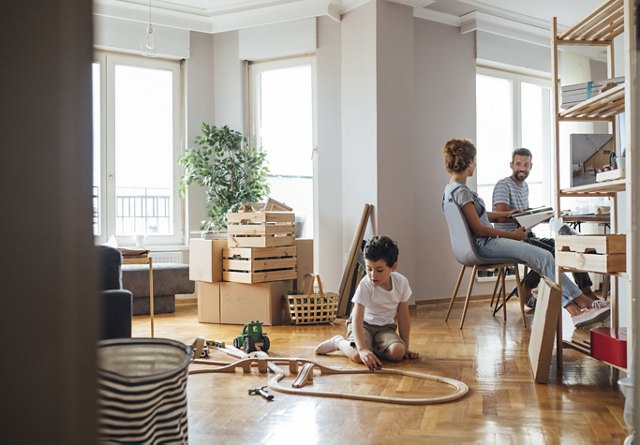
93, 186, 172, 236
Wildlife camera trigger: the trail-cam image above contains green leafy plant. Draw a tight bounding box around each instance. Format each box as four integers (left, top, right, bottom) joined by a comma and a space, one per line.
178, 123, 270, 233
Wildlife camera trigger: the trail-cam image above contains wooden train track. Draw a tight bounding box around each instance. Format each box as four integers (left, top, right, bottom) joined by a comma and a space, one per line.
189, 357, 469, 405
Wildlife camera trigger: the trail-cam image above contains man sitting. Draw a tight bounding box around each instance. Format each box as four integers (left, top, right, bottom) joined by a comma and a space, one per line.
492, 148, 597, 310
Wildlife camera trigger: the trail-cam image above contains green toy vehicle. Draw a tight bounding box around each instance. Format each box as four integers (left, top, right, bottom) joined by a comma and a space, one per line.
233, 320, 270, 353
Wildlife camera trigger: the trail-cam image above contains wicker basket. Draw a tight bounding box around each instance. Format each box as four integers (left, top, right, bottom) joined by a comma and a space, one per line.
286, 274, 338, 325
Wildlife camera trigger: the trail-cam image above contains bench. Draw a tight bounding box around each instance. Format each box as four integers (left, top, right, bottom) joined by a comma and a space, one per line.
122, 263, 195, 315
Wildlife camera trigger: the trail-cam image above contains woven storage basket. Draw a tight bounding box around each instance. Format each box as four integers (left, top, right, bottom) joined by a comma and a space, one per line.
286, 274, 338, 325
97, 338, 192, 444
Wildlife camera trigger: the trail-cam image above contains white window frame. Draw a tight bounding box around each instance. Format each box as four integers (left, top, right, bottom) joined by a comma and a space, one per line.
93, 51, 184, 246
247, 56, 317, 237
476, 66, 554, 218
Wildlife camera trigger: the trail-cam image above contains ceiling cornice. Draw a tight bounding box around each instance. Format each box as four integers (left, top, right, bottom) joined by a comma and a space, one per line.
94, 0, 346, 33
338, 0, 370, 14
460, 11, 550, 47
387, 0, 435, 8
412, 8, 461, 27
93, 0, 582, 49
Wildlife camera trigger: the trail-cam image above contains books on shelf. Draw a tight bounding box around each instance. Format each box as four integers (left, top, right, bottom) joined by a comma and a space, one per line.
561, 76, 624, 109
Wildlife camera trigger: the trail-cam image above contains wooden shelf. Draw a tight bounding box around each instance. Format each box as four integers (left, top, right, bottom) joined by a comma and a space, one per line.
559, 84, 624, 119
562, 340, 628, 371
559, 178, 626, 196
551, 0, 633, 375
557, 0, 624, 44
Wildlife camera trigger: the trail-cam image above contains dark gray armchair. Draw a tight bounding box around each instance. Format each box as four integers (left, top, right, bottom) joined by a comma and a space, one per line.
97, 245, 133, 339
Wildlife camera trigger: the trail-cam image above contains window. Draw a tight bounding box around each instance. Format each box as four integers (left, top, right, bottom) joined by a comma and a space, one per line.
476, 68, 552, 237
93, 52, 183, 246
249, 57, 315, 239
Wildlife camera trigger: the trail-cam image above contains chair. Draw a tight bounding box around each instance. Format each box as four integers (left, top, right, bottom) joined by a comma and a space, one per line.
97, 246, 133, 339
442, 200, 527, 329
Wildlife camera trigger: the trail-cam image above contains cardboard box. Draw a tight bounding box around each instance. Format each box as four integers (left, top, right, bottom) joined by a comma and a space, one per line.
219, 280, 292, 325
590, 327, 627, 369
189, 238, 227, 282
295, 239, 314, 292
528, 277, 562, 383
196, 281, 220, 323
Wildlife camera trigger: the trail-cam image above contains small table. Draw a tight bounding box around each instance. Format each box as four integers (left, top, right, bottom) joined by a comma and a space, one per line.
122, 254, 155, 337
562, 214, 610, 232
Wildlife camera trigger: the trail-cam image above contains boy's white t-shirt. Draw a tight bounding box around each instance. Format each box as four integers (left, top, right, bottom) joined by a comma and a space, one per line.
351, 272, 412, 326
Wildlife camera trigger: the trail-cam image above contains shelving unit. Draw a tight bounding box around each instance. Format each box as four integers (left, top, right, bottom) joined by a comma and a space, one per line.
550, 0, 632, 372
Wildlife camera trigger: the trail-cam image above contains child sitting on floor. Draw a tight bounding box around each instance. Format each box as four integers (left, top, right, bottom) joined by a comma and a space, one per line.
314, 235, 419, 371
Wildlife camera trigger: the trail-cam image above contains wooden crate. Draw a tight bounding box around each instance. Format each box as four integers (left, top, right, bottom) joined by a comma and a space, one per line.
556, 234, 626, 273
222, 246, 297, 284
227, 211, 295, 248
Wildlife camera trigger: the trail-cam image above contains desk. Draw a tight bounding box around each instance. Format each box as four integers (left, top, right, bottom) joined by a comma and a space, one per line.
122, 255, 154, 337
562, 214, 610, 232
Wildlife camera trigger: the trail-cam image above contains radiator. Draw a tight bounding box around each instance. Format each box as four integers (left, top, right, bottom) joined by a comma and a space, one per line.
151, 251, 184, 264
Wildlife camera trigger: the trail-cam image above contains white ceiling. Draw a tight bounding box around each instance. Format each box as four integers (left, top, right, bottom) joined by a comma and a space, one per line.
93, 0, 605, 35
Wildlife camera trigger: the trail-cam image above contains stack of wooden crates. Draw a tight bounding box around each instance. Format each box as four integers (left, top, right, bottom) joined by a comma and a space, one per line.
189, 209, 313, 325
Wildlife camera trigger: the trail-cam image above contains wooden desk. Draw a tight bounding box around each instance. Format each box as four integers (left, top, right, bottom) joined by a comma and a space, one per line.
562, 214, 610, 232
122, 255, 154, 337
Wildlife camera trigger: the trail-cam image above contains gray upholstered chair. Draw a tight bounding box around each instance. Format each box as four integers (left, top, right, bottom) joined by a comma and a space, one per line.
442, 199, 527, 329
98, 246, 133, 339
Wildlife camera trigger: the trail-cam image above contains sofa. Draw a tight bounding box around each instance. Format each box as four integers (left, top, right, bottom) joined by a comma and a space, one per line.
122, 263, 194, 315
97, 245, 133, 339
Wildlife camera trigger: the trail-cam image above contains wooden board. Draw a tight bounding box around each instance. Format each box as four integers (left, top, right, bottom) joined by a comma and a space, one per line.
227, 234, 294, 248
556, 234, 626, 254
528, 277, 562, 383
222, 246, 297, 284
556, 251, 626, 273
227, 211, 294, 224
222, 270, 297, 284
337, 204, 373, 317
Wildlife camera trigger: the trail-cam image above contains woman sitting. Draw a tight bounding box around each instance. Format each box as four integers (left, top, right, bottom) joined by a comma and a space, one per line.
442, 138, 609, 328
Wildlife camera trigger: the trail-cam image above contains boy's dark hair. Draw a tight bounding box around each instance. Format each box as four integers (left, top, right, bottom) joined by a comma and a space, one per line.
363, 235, 398, 267
512, 147, 532, 160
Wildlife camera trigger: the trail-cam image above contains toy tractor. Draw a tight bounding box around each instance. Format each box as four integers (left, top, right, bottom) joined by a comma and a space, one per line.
233, 320, 270, 353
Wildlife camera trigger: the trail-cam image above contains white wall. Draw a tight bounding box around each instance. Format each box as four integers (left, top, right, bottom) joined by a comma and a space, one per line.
476, 31, 550, 75
341, 1, 379, 248
413, 18, 477, 301
213, 32, 245, 131
183, 30, 245, 239
315, 16, 344, 291
185, 32, 215, 238
94, 15, 190, 60
376, 0, 417, 297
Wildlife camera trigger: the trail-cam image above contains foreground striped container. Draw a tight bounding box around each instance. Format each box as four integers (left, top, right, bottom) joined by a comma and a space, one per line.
97, 338, 191, 444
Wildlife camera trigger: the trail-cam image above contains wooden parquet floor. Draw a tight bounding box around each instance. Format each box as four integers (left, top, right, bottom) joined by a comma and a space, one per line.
132, 299, 630, 445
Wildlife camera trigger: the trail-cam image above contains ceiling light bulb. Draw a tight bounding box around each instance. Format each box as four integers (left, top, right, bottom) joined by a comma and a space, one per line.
144, 23, 156, 52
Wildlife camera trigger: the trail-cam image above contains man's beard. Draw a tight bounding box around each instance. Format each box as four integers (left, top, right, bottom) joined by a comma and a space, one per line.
514, 171, 529, 181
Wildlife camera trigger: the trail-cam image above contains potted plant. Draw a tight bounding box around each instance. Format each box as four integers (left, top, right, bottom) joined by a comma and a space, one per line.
178, 123, 270, 234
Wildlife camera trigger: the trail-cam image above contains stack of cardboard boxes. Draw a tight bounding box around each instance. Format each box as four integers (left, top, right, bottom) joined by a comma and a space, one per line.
190, 209, 313, 325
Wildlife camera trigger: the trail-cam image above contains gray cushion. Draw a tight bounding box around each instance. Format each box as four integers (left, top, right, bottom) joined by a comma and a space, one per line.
122, 263, 194, 296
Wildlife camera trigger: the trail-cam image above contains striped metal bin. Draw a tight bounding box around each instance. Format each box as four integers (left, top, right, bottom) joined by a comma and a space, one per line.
97, 338, 192, 444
